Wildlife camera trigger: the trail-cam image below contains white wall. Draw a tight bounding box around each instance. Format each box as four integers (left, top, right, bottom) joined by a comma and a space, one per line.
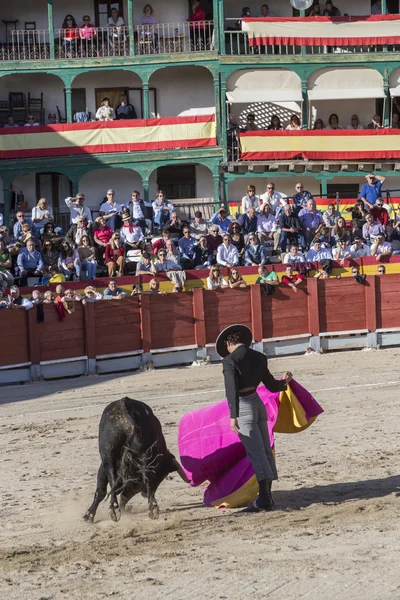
311, 99, 377, 128
0, 74, 65, 123
195, 165, 214, 197
224, 0, 373, 21
72, 70, 142, 117
149, 67, 214, 116
133, 0, 190, 25
79, 168, 143, 209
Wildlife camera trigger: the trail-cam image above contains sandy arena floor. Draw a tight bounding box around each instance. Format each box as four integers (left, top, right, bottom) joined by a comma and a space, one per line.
0, 349, 399, 600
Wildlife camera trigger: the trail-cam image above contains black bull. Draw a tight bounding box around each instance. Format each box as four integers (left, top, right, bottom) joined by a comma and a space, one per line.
83, 397, 188, 522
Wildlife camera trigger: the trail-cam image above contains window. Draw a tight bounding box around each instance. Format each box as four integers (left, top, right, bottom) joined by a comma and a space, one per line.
326, 183, 360, 199
157, 165, 196, 199
94, 1, 124, 27
35, 173, 72, 210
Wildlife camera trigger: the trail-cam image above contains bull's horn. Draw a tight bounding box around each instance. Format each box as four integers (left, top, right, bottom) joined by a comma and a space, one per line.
172, 458, 190, 483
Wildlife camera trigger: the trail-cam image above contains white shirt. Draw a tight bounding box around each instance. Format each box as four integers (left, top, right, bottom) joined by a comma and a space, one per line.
95, 106, 116, 121
349, 243, 370, 258
207, 276, 228, 290
259, 192, 286, 214
154, 259, 181, 272
216, 243, 239, 266
32, 205, 55, 225
346, 124, 364, 130
120, 225, 144, 244
100, 201, 123, 215
241, 194, 260, 213
65, 198, 93, 224
152, 200, 175, 215
332, 246, 352, 260
257, 213, 277, 234
284, 252, 305, 264
372, 242, 392, 255
108, 16, 125, 26
127, 201, 145, 220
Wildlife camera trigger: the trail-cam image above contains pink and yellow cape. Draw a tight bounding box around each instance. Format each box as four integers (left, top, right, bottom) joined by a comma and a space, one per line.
178, 379, 323, 508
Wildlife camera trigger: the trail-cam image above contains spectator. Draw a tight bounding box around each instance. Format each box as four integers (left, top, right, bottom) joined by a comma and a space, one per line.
93, 216, 113, 260
59, 240, 78, 280
61, 14, 79, 55
259, 183, 286, 215
48, 112, 58, 124
279, 204, 301, 253
149, 278, 167, 295
65, 192, 93, 225
245, 113, 258, 131
260, 4, 273, 16
370, 199, 389, 229
41, 239, 59, 270
323, 203, 341, 231
100, 189, 123, 230
105, 232, 125, 277
154, 249, 181, 272
24, 114, 39, 126
189, 211, 209, 239
326, 113, 342, 130
115, 94, 137, 120
241, 185, 260, 213
257, 203, 280, 250
43, 290, 54, 303
17, 239, 44, 286
217, 234, 239, 267
306, 239, 333, 278
119, 214, 144, 249
347, 114, 363, 130
283, 243, 306, 264
256, 264, 279, 296
4, 285, 33, 310
388, 220, 400, 255
4, 115, 19, 128
371, 0, 382, 13
125, 191, 153, 231
153, 231, 171, 254
299, 199, 324, 248
210, 206, 231, 232
367, 114, 382, 130
193, 236, 213, 269
206, 226, 223, 258
76, 235, 97, 280
82, 286, 102, 303
325, 1, 341, 16
391, 113, 400, 129
370, 233, 392, 261
136, 251, 156, 276
227, 114, 243, 161
18, 222, 39, 249
131, 283, 143, 296
352, 199, 368, 227
152, 190, 175, 231
377, 264, 386, 275
164, 211, 184, 239
281, 265, 305, 292
332, 239, 351, 263
139, 4, 159, 48
244, 233, 268, 266
349, 236, 370, 259
362, 213, 385, 243
188, 0, 208, 48
236, 6, 251, 30
267, 115, 282, 130
40, 222, 63, 248
79, 15, 97, 47
349, 219, 363, 242
32, 198, 60, 234
166, 239, 181, 264
55, 284, 65, 302
313, 118, 325, 130
13, 211, 36, 240
286, 115, 301, 130
49, 265, 66, 284
310, 2, 321, 14
207, 265, 228, 290
96, 97, 116, 121
178, 226, 197, 269
61, 289, 81, 314
333, 217, 350, 245
292, 183, 314, 215
103, 279, 128, 299
65, 216, 94, 248
238, 206, 258, 239
0, 238, 14, 288
228, 268, 247, 288
228, 222, 245, 264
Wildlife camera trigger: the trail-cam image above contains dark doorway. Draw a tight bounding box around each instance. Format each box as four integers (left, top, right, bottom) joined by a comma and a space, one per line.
94, 0, 124, 26
187, 0, 213, 19
326, 183, 360, 199
35, 173, 72, 210
157, 165, 196, 199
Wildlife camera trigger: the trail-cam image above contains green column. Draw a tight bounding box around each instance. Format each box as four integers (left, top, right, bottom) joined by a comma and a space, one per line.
384, 84, 390, 127
300, 10, 306, 55
213, 76, 222, 146
142, 83, 149, 119
142, 178, 150, 203
382, 0, 388, 13
301, 81, 308, 129
218, 0, 225, 54
212, 0, 220, 53
213, 173, 221, 210
320, 177, 328, 197
65, 85, 73, 123
127, 0, 135, 56
2, 176, 12, 226
220, 77, 227, 161
47, 0, 55, 60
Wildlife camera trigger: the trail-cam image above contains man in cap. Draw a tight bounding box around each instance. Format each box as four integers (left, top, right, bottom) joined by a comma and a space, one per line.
216, 325, 292, 512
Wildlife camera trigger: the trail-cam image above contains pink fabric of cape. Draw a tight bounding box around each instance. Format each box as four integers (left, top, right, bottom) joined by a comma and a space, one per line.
178, 379, 323, 506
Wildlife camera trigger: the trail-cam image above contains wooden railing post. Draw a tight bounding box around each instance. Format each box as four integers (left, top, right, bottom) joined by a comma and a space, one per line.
192, 287, 206, 348
140, 293, 152, 353
250, 284, 263, 343
307, 277, 320, 350
84, 302, 96, 374
27, 308, 41, 380
365, 275, 378, 348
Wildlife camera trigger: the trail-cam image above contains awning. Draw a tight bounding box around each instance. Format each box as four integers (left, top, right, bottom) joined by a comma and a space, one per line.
226, 90, 302, 103
308, 88, 385, 101
226, 69, 302, 104
307, 67, 384, 101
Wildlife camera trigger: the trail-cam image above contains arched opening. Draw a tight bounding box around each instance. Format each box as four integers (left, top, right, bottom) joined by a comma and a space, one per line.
389, 66, 400, 126
149, 66, 214, 117
79, 167, 143, 214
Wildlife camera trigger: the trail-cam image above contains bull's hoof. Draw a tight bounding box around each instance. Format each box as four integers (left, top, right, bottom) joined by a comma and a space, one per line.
149, 506, 159, 520
109, 505, 121, 522
83, 511, 94, 523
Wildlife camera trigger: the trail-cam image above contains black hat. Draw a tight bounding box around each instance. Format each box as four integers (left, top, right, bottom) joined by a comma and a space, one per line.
215, 324, 253, 358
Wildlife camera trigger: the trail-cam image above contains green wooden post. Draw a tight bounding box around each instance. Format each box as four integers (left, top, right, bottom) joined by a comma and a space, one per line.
213, 173, 221, 210
384, 84, 390, 127
320, 177, 328, 198
300, 10, 306, 55
142, 178, 150, 203
213, 75, 222, 146
65, 86, 73, 123
301, 80, 308, 129
211, 0, 220, 53
142, 83, 150, 119
2, 175, 12, 227
218, 0, 225, 55
220, 77, 227, 161
47, 0, 55, 60
127, 0, 135, 56
381, 0, 387, 13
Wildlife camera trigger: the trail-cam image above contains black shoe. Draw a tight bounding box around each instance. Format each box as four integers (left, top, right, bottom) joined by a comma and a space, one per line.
241, 500, 273, 513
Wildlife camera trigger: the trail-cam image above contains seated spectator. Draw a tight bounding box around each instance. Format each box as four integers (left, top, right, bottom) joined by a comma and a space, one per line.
65, 216, 94, 248
49, 265, 66, 284
153, 231, 171, 254
17, 239, 44, 286
351, 199, 368, 228
313, 118, 325, 130
166, 239, 182, 264
206, 225, 223, 258
332, 239, 352, 263
256, 265, 279, 295
189, 211, 209, 239
61, 14, 79, 55
326, 113, 342, 130
283, 244, 306, 264
93, 216, 113, 259
236, 6, 251, 30
281, 265, 305, 293
178, 226, 197, 269
325, 1, 340, 15
349, 236, 370, 258
370, 233, 392, 261
292, 183, 314, 215
4, 285, 33, 310
65, 192, 93, 225
115, 94, 137, 120
306, 239, 333, 278
48, 112, 58, 124
217, 234, 239, 267
370, 199, 389, 229
100, 189, 123, 231
59, 240, 78, 280
76, 235, 97, 280
139, 4, 159, 46
18, 223, 40, 250
347, 114, 363, 130
32, 198, 61, 235
0, 237, 14, 288
131, 283, 143, 296
228, 268, 247, 288
82, 286, 102, 303
333, 217, 350, 245
245, 113, 258, 131
367, 114, 382, 130
136, 251, 156, 276
279, 204, 301, 253
119, 214, 144, 249
79, 14, 97, 48
286, 115, 301, 130
41, 239, 59, 270
210, 206, 231, 233
259, 183, 286, 216
149, 278, 167, 295
207, 265, 228, 290
360, 174, 385, 209
238, 206, 258, 239
43, 290, 54, 303
244, 233, 268, 266
228, 222, 245, 264
391, 113, 400, 129
13, 211, 36, 240
362, 213, 385, 243
377, 264, 386, 275
164, 211, 184, 239
257, 203, 280, 251
371, 0, 382, 13
61, 289, 81, 314
299, 199, 324, 249
242, 185, 260, 213
41, 222, 63, 249
154, 249, 181, 273
267, 115, 282, 130
96, 97, 116, 121
4, 115, 19, 128
193, 236, 213, 269
152, 191, 175, 232
125, 191, 153, 232
105, 232, 125, 277
24, 114, 39, 126
349, 219, 363, 242
323, 203, 341, 234
103, 279, 128, 299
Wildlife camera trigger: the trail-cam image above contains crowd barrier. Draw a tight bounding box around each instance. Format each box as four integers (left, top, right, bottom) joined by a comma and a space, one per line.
2, 260, 400, 385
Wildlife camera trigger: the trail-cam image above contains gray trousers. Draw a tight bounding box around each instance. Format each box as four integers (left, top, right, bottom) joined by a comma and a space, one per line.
237, 392, 278, 482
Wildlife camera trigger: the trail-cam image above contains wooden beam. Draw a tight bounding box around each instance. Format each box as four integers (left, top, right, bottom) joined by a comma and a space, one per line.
84, 302, 96, 359
307, 277, 320, 337
365, 275, 377, 333
192, 288, 206, 348
250, 284, 263, 343
140, 293, 152, 353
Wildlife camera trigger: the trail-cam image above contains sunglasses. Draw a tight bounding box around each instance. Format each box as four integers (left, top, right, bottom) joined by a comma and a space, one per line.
159, 253, 167, 257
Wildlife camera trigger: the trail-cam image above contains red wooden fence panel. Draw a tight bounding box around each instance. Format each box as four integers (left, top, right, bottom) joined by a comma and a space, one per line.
0, 310, 29, 366
94, 298, 142, 356
37, 304, 86, 362
204, 288, 252, 345
149, 293, 195, 349
318, 278, 367, 333
262, 285, 309, 339
376, 273, 400, 329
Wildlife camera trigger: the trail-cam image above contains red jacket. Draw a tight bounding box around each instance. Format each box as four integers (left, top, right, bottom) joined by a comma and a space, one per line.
105, 244, 124, 263
189, 6, 206, 28
370, 206, 389, 228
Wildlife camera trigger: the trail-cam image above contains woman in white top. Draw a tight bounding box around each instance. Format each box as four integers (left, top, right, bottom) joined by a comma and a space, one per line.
96, 97, 116, 121
108, 8, 125, 30
241, 185, 260, 213
32, 198, 55, 231
286, 115, 301, 130
346, 114, 363, 130
206, 265, 228, 290
283, 244, 306, 264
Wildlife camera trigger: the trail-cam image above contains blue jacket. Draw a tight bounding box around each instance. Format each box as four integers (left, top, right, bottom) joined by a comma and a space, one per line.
244, 244, 267, 265
17, 247, 44, 271
237, 213, 258, 234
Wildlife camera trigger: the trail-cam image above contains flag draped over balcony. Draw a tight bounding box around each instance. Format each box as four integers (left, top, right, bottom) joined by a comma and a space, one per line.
242, 15, 400, 47
0, 115, 216, 159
